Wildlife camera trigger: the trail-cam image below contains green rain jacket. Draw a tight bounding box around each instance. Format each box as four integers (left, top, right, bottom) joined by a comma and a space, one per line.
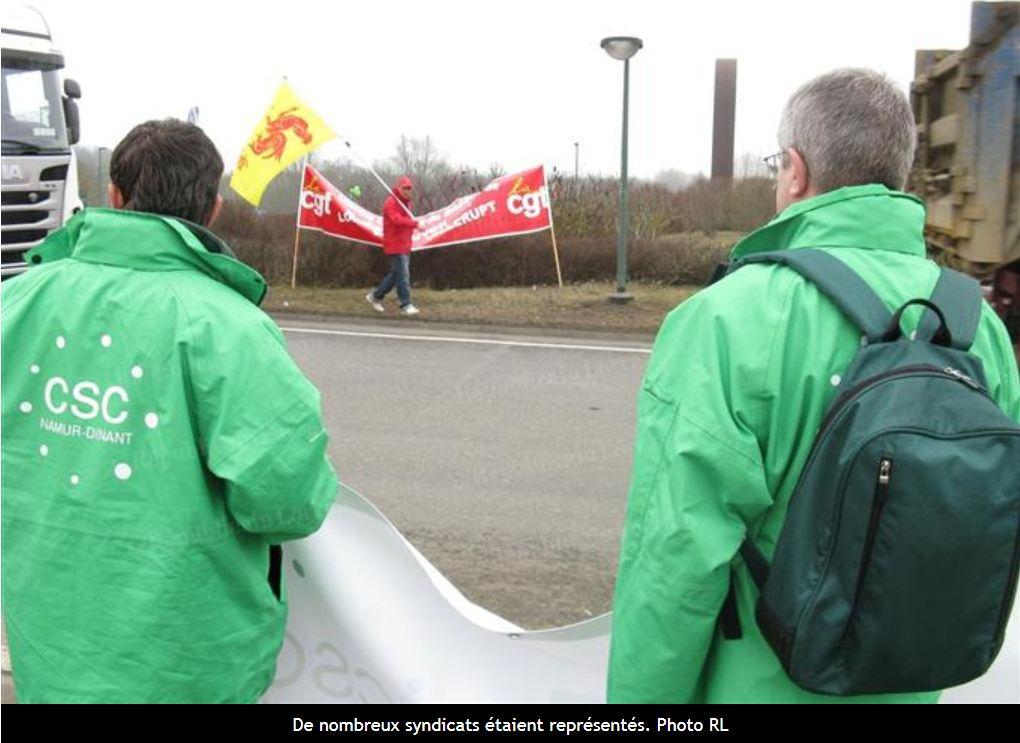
1, 209, 339, 703
608, 185, 1020, 704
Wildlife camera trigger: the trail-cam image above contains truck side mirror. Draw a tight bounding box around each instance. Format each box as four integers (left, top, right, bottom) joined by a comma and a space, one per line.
63, 97, 80, 145
64, 78, 81, 99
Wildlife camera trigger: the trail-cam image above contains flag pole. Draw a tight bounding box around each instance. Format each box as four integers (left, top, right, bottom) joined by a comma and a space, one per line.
290, 155, 309, 289
550, 224, 564, 289
544, 166, 564, 288
343, 139, 417, 221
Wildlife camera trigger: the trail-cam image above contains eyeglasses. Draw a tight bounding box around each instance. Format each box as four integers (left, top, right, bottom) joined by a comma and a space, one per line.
763, 150, 785, 178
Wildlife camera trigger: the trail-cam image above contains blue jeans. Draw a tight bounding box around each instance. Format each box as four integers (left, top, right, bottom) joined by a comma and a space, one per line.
372, 253, 411, 307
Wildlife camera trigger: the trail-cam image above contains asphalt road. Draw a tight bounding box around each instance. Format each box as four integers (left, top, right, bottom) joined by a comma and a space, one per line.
279, 316, 653, 629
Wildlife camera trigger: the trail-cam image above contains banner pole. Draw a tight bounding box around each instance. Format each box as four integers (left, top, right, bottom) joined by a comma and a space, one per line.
550, 223, 564, 289
544, 166, 564, 288
343, 140, 417, 221
290, 155, 309, 289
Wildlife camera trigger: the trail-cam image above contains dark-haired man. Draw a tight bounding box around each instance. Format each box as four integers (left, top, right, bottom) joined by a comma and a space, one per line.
1, 119, 338, 702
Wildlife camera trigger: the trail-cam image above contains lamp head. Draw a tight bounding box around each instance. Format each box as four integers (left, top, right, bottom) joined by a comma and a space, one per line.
600, 37, 643, 61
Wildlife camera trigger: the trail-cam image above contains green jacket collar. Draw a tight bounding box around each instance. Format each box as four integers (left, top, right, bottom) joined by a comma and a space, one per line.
731, 184, 927, 261
25, 209, 267, 306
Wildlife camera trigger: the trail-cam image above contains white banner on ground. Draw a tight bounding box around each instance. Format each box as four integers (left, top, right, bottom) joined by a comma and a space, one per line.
261, 484, 609, 703
262, 484, 1019, 704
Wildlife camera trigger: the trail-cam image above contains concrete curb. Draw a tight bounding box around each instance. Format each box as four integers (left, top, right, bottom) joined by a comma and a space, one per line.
268, 310, 658, 346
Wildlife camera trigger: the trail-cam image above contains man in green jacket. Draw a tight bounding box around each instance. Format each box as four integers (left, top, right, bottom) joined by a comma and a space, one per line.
1, 120, 339, 702
608, 69, 1020, 703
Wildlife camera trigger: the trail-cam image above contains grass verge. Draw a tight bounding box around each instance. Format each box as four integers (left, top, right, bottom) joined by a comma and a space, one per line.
264, 281, 701, 335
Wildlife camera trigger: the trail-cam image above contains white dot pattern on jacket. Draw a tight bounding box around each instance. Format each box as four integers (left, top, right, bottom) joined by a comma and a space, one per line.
23, 333, 162, 487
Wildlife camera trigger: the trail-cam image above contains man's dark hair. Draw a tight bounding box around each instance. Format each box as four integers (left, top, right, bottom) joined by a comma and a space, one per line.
109, 119, 224, 225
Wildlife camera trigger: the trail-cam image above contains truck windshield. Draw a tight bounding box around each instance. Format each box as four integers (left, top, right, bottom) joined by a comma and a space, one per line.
2, 56, 69, 153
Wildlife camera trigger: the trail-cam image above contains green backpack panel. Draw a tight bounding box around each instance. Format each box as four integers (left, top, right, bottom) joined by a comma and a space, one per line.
729, 250, 1020, 696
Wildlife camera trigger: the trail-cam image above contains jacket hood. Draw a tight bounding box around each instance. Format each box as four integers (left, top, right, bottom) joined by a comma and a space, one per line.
731, 184, 927, 261
394, 175, 413, 204
24, 209, 267, 305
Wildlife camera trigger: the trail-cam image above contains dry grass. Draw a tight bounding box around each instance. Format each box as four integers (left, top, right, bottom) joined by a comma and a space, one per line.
264, 281, 701, 335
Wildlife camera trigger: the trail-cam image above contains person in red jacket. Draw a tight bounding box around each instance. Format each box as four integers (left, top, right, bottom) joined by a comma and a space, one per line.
366, 175, 423, 316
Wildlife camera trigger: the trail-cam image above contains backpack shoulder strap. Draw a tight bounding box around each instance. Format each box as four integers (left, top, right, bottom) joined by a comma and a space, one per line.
735, 250, 892, 342
916, 267, 983, 351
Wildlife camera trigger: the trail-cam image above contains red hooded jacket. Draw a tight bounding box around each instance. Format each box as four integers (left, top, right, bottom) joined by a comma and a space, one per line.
382, 176, 419, 255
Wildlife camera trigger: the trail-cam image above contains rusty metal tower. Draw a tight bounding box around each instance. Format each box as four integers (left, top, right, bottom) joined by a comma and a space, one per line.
711, 59, 737, 180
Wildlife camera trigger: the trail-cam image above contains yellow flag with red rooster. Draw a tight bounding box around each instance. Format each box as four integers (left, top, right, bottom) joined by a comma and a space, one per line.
230, 82, 336, 207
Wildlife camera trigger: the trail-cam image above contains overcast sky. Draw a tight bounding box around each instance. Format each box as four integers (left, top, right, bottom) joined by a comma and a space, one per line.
21, 0, 976, 180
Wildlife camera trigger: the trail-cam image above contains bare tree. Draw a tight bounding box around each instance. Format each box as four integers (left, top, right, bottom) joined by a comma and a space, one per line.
653, 168, 696, 192
389, 135, 457, 211
736, 151, 769, 179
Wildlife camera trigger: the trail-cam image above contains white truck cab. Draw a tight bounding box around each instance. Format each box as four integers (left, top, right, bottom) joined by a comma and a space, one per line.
1, 6, 82, 278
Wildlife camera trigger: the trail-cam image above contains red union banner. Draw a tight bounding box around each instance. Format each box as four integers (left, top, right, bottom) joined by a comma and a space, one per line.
298, 164, 552, 251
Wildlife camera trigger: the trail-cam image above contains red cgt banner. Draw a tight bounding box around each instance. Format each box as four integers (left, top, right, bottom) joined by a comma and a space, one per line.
298, 164, 552, 251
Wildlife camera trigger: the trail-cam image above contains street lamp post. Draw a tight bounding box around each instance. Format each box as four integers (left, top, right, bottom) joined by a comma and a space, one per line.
573, 141, 579, 179
601, 36, 642, 304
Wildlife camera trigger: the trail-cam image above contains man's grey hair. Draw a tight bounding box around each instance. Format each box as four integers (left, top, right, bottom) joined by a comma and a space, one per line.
777, 68, 916, 193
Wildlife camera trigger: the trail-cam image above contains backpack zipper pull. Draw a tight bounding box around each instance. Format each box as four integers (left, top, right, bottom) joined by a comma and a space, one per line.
943, 366, 982, 391
878, 458, 892, 485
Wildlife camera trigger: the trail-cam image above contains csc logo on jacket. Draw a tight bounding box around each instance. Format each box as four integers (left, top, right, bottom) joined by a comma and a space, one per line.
44, 377, 130, 425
